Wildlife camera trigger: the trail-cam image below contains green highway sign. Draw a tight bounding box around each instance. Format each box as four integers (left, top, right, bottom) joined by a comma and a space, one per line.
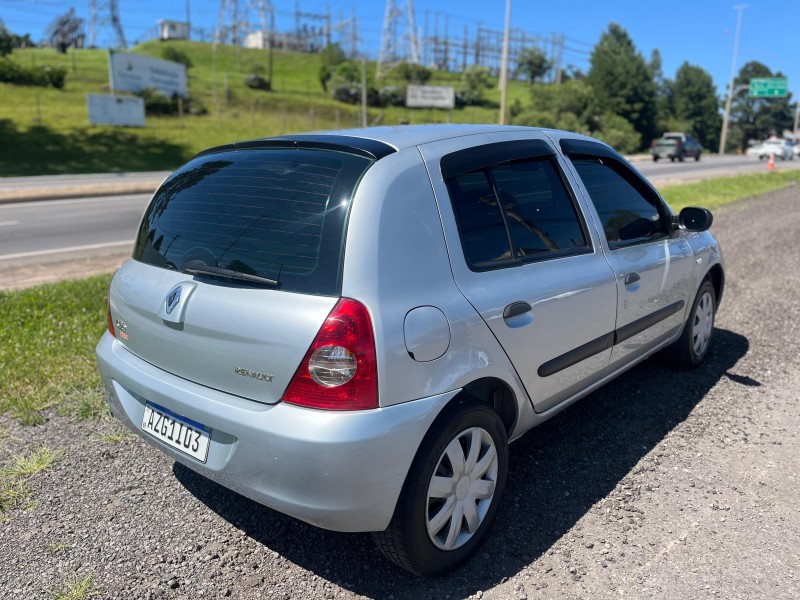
749, 77, 788, 98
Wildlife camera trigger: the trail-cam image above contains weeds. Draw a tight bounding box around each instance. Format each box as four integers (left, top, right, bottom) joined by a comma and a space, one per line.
0, 446, 63, 514
48, 573, 100, 600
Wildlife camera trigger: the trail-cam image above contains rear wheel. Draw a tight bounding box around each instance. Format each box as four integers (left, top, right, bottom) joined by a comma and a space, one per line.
373, 399, 508, 576
663, 279, 716, 367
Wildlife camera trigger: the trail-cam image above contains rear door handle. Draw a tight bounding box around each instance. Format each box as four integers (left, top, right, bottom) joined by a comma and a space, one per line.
503, 301, 532, 319
624, 272, 641, 285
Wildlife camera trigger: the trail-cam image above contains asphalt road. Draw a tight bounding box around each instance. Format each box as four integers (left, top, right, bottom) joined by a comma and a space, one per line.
1, 184, 798, 599
635, 153, 799, 184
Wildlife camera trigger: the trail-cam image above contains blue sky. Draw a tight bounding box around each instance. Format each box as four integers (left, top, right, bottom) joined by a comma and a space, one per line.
2, 0, 798, 99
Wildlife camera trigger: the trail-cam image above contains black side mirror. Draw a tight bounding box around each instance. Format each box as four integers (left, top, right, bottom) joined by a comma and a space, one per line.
676, 207, 713, 232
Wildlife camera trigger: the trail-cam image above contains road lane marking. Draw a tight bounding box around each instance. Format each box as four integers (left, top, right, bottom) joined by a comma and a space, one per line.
0, 240, 133, 261
0, 220, 20, 227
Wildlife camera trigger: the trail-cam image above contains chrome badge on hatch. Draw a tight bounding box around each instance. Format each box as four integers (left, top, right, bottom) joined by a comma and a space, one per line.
165, 286, 182, 315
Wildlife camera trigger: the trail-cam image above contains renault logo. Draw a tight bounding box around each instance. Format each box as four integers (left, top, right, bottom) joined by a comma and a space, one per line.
165, 286, 183, 315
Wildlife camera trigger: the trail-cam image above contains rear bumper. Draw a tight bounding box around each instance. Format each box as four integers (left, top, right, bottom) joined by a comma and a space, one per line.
96, 332, 456, 532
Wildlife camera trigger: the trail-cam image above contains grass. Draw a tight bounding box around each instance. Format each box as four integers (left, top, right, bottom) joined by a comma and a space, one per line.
0, 446, 63, 514
46, 541, 72, 554
47, 573, 100, 600
0, 42, 512, 176
0, 274, 111, 425
661, 171, 800, 212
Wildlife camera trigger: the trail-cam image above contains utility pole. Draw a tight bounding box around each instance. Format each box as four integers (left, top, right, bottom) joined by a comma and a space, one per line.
498, 0, 511, 125
719, 4, 747, 155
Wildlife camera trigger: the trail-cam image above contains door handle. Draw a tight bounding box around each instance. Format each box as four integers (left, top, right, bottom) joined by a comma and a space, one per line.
625, 272, 641, 285
503, 301, 532, 319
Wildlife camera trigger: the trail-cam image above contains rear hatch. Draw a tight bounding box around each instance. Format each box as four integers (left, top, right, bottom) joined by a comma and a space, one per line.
655, 138, 680, 154
110, 146, 375, 403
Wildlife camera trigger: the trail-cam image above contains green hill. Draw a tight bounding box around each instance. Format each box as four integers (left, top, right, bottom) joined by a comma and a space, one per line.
0, 41, 528, 176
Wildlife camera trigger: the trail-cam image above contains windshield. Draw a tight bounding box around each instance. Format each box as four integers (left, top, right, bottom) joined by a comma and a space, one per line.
133, 148, 374, 296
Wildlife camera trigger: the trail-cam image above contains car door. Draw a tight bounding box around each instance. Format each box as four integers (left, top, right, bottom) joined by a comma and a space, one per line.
558, 137, 695, 368
419, 132, 618, 413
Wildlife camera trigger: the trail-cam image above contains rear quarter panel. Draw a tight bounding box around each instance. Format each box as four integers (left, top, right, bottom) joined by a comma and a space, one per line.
341, 148, 531, 415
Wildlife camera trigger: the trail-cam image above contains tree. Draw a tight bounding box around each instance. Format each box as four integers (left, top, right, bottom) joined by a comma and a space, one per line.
0, 20, 13, 56
671, 62, 721, 150
318, 43, 346, 92
587, 23, 657, 148
0, 19, 34, 56
512, 80, 641, 154
515, 46, 551, 84
730, 61, 794, 150
457, 66, 492, 106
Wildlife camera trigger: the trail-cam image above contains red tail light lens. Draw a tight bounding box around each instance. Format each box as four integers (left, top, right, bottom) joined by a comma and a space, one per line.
107, 301, 116, 338
282, 298, 378, 410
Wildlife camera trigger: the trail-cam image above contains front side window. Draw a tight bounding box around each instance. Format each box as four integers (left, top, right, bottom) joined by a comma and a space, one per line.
446, 156, 590, 269
570, 158, 667, 246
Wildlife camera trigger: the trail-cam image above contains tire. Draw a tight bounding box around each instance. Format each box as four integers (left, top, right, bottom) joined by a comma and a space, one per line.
652, 155, 659, 162
695, 152, 701, 162
663, 279, 716, 368
373, 398, 508, 576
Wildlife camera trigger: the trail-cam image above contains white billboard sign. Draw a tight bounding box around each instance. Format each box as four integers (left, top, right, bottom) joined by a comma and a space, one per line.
406, 84, 455, 109
109, 52, 187, 98
87, 94, 146, 127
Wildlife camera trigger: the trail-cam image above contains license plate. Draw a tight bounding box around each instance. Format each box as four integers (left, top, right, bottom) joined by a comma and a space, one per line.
141, 402, 211, 463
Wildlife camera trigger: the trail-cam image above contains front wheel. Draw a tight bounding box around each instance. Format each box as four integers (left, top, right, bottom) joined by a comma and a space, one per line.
373, 399, 508, 576
663, 279, 716, 368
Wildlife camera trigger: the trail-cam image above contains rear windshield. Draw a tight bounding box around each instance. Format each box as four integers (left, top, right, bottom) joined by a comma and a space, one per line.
133, 148, 373, 295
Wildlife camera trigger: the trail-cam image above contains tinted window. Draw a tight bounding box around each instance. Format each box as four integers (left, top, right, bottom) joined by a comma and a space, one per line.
447, 157, 589, 268
133, 148, 373, 295
571, 158, 666, 246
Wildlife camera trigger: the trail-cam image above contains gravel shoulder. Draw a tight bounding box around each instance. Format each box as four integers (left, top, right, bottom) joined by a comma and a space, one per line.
1, 186, 799, 599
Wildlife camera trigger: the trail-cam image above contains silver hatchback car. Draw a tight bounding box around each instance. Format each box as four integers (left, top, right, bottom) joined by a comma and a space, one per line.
97, 125, 724, 576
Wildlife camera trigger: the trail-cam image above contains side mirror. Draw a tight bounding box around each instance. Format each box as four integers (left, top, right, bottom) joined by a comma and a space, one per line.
676, 207, 713, 232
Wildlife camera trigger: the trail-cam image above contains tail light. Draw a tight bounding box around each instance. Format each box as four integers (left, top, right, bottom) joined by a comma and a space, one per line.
107, 301, 116, 338
282, 298, 378, 410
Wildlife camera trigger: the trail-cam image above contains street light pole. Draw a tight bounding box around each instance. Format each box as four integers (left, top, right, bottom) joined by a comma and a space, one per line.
498, 0, 511, 125
718, 4, 747, 155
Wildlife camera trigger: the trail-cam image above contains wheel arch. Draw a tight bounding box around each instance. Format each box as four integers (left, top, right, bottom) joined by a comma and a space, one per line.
456, 376, 519, 438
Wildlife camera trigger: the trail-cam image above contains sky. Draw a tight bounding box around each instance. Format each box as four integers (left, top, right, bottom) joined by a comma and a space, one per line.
2, 0, 799, 99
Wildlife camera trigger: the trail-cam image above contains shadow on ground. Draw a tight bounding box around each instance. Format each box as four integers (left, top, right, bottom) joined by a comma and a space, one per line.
0, 119, 189, 176
174, 328, 751, 598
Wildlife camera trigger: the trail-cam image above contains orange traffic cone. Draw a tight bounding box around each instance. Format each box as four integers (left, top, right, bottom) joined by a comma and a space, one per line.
767, 153, 775, 172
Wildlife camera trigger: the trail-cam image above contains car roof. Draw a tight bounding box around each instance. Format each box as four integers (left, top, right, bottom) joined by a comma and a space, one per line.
281, 124, 539, 150
195, 124, 603, 162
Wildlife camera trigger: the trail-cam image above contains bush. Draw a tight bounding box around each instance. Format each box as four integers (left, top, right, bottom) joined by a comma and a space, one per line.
330, 84, 404, 108
391, 62, 431, 84
161, 46, 192, 69
135, 88, 207, 116
244, 74, 271, 91
0, 58, 66, 88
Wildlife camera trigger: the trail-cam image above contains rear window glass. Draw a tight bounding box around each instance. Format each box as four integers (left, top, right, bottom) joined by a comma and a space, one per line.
133, 148, 373, 295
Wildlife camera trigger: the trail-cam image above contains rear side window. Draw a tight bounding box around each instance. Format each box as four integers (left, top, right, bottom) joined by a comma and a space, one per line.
446, 157, 590, 269
571, 158, 667, 246
133, 148, 373, 295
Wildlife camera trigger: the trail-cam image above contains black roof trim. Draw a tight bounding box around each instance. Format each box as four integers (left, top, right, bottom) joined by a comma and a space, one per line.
559, 138, 621, 161
193, 135, 396, 161
441, 139, 554, 180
